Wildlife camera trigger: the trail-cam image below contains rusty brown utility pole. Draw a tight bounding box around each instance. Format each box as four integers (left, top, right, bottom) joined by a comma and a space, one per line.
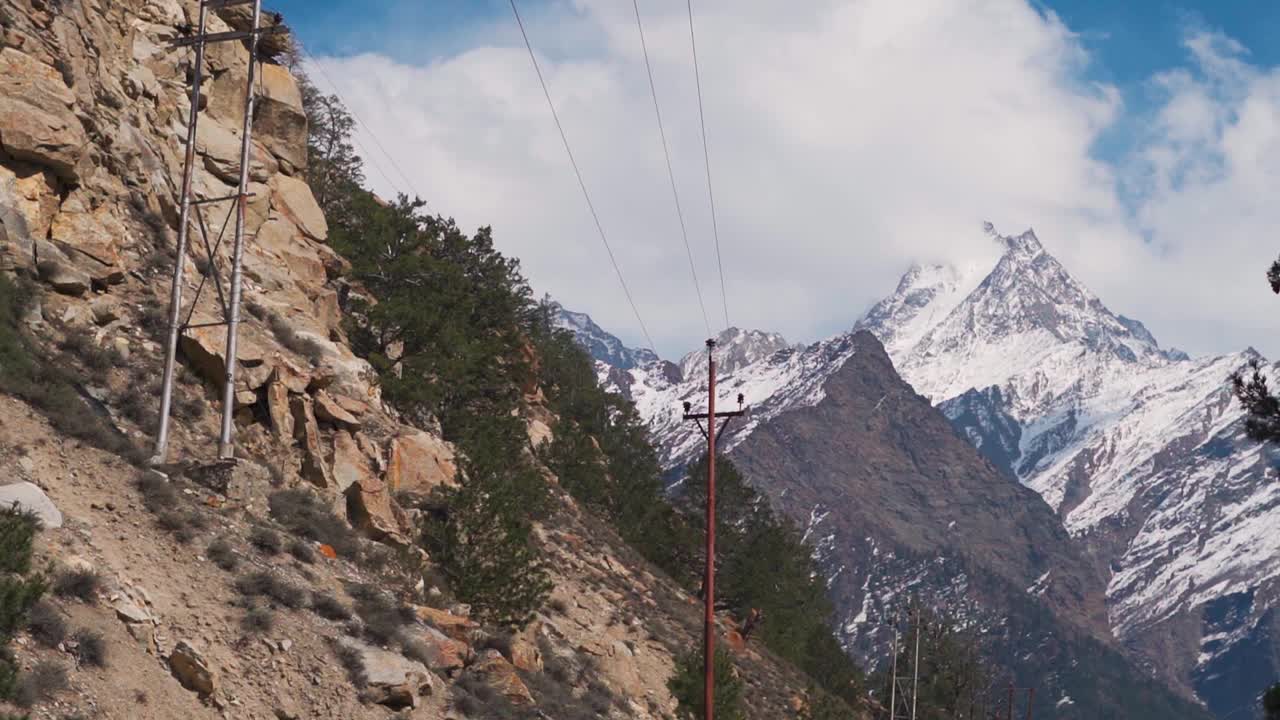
681, 338, 746, 720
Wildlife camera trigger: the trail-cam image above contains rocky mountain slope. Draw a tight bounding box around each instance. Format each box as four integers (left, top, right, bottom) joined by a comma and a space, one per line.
558, 226, 1273, 717
0, 1, 842, 717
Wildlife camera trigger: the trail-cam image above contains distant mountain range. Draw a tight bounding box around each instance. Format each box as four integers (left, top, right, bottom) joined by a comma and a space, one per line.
553, 226, 1280, 719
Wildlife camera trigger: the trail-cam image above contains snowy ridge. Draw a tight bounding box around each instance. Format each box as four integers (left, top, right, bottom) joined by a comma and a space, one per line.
615, 327, 859, 470
548, 301, 658, 370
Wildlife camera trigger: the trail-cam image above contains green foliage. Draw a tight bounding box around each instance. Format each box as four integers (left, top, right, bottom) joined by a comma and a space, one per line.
1230, 358, 1280, 443
1265, 683, 1280, 719
0, 508, 38, 576
327, 186, 549, 626
682, 455, 865, 708
301, 83, 364, 225
668, 646, 745, 720
531, 309, 697, 579
0, 505, 46, 705
421, 460, 552, 628
334, 194, 534, 438
799, 687, 853, 720
875, 605, 987, 720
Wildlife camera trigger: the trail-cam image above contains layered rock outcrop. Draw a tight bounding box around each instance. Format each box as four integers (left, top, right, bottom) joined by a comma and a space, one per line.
0, 0, 454, 545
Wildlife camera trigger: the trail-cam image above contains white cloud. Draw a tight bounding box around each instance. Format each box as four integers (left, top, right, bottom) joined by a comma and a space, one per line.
307, 1, 1280, 361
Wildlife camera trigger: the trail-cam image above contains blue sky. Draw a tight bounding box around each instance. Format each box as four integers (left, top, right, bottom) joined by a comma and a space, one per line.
292, 1, 1280, 358
276, 0, 1280, 164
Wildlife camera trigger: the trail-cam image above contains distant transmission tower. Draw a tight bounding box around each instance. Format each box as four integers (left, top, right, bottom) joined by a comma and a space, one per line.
152, 0, 287, 464
888, 605, 922, 720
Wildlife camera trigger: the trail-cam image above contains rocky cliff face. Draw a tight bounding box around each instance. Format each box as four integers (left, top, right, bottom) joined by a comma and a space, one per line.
0, 2, 841, 717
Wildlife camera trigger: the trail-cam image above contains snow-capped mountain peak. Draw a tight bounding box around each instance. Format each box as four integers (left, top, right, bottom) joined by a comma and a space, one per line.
678, 327, 798, 380
547, 301, 658, 370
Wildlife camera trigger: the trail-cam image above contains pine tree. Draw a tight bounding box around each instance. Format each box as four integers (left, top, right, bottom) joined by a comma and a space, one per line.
0, 507, 47, 704
668, 646, 746, 720
423, 461, 551, 627
1230, 358, 1280, 443
1230, 257, 1280, 442
876, 605, 988, 720
1264, 683, 1280, 719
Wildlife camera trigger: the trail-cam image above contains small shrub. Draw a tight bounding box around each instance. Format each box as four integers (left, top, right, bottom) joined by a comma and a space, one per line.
548, 597, 569, 615
0, 507, 40, 576
241, 606, 275, 635
585, 679, 615, 713
67, 335, 125, 371
53, 569, 101, 604
288, 539, 316, 565
333, 641, 367, 688
157, 510, 195, 544
249, 526, 282, 555
72, 628, 107, 667
349, 585, 417, 646
25, 601, 66, 648
234, 571, 307, 610
175, 393, 205, 421
206, 537, 238, 571
135, 472, 178, 513
118, 387, 160, 433
14, 660, 67, 708
310, 592, 352, 621
268, 490, 360, 558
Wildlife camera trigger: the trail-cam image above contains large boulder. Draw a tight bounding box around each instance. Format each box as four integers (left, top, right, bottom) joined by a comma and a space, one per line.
344, 473, 409, 544
467, 650, 534, 706
248, 214, 327, 291
178, 318, 273, 393
0, 48, 87, 181
290, 395, 333, 488
403, 625, 467, 674
34, 240, 90, 297
195, 115, 278, 184
0, 482, 62, 529
0, 160, 59, 272
266, 380, 294, 442
254, 63, 308, 173
334, 638, 435, 710
269, 173, 327, 242
415, 606, 478, 643
329, 430, 372, 494
314, 390, 361, 430
168, 640, 217, 696
508, 621, 543, 673
386, 431, 458, 494
49, 189, 127, 284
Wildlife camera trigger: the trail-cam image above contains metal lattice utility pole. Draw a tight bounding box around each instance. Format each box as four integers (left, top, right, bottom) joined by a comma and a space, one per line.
889, 606, 922, 720
152, 0, 286, 464
680, 338, 746, 720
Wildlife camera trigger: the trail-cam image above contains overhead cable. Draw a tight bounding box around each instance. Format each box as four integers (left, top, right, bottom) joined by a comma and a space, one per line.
509, 0, 658, 353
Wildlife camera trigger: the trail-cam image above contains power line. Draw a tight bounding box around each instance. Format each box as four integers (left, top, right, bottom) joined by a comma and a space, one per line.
633, 0, 711, 338
508, 0, 657, 353
686, 0, 730, 331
